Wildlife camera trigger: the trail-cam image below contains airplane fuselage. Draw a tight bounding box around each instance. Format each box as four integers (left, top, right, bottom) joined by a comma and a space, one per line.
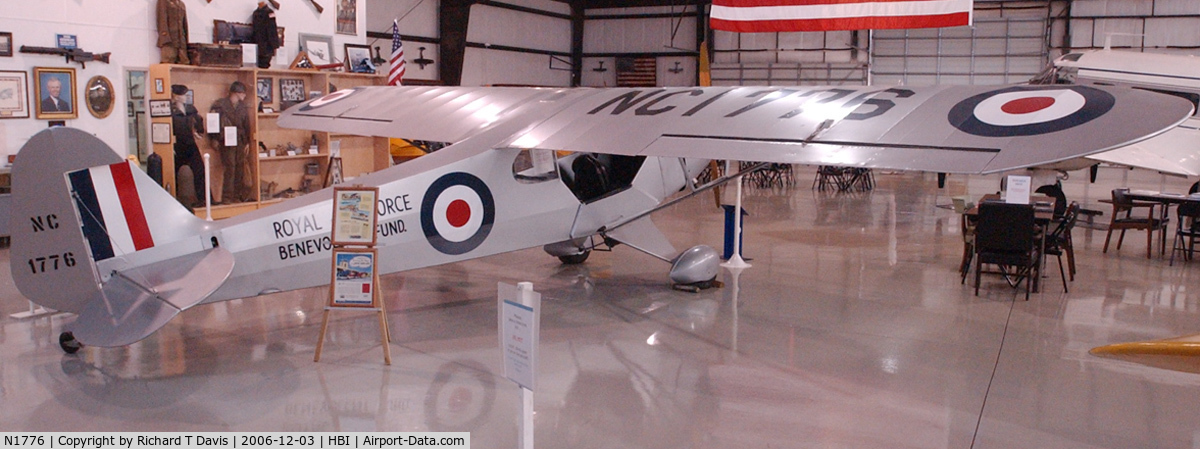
187, 142, 705, 304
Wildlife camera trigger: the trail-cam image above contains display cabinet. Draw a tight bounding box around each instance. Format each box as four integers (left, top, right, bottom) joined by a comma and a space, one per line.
148, 64, 388, 219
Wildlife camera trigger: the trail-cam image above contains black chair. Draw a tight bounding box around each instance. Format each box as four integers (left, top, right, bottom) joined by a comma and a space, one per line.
1044, 201, 1080, 292
975, 202, 1041, 300
1170, 202, 1200, 266
1103, 188, 1167, 258
1035, 183, 1068, 220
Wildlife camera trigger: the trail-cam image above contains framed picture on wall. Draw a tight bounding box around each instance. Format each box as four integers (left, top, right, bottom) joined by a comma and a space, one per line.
33, 66, 76, 120
0, 32, 13, 57
279, 78, 305, 110
336, 0, 357, 36
0, 70, 29, 118
298, 33, 334, 66
256, 77, 273, 104
84, 75, 115, 119
148, 99, 171, 117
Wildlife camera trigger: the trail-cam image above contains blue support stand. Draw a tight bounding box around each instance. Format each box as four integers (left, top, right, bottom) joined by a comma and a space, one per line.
722, 205, 748, 260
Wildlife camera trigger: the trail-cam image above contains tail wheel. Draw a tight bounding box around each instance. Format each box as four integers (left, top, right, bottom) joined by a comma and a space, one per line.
59, 332, 82, 354
558, 250, 590, 265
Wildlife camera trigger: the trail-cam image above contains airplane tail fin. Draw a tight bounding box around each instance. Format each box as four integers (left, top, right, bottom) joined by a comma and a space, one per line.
12, 128, 220, 346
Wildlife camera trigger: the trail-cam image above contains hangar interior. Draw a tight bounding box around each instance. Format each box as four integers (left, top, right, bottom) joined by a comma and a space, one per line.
5, 0, 1200, 447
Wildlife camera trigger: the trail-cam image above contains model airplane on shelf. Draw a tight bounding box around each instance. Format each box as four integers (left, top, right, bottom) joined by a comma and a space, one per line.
9, 83, 1191, 352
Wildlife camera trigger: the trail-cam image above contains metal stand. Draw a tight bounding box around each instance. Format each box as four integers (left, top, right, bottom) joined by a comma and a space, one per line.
9, 301, 57, 319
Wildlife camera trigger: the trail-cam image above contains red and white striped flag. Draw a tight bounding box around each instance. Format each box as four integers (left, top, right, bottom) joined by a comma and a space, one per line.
711, 0, 973, 33
388, 20, 406, 86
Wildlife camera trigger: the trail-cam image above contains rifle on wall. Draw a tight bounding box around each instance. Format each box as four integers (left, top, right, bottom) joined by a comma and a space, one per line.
306, 0, 324, 14
209, 0, 281, 8
19, 46, 111, 69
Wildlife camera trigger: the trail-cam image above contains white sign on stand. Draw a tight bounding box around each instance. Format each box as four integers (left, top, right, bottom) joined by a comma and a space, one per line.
498, 282, 539, 391
1006, 175, 1032, 204
498, 281, 540, 449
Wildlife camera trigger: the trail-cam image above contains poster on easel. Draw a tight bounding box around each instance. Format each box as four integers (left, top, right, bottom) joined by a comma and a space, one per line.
330, 248, 378, 308
331, 186, 378, 246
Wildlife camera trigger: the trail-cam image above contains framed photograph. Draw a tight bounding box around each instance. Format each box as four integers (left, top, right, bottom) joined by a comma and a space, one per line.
0, 70, 29, 119
330, 248, 378, 307
0, 32, 12, 57
344, 43, 374, 73
151, 122, 171, 144
256, 77, 273, 104
279, 78, 305, 110
154, 78, 164, 94
84, 75, 114, 119
33, 67, 76, 120
336, 0, 357, 35
148, 99, 172, 117
332, 186, 379, 246
298, 33, 334, 66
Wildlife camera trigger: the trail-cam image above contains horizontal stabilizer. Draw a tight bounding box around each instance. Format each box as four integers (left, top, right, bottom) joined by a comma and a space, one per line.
72, 247, 234, 347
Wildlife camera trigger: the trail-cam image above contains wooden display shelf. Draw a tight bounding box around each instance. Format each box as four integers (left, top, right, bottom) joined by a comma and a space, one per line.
259, 153, 326, 161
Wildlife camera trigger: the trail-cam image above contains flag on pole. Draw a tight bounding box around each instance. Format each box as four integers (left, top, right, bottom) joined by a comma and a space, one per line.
710, 0, 973, 33
388, 20, 406, 86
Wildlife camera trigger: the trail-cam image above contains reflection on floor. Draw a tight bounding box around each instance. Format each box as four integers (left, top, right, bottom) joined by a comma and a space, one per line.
3, 165, 1200, 447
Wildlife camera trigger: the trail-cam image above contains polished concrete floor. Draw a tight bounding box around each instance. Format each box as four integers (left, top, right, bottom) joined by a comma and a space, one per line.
4, 165, 1200, 448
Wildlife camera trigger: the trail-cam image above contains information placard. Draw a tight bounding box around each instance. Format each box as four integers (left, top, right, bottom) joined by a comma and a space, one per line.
330, 248, 377, 307
498, 282, 540, 391
1006, 175, 1032, 205
331, 186, 378, 246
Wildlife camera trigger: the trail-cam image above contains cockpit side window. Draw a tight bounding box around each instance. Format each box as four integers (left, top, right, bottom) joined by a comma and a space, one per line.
512, 149, 560, 183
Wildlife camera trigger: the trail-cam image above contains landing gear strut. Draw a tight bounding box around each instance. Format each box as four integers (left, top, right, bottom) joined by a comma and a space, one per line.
59, 332, 82, 354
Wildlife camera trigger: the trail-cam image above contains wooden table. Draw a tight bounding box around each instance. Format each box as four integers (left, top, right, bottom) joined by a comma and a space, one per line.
1101, 190, 1200, 258
966, 194, 1056, 293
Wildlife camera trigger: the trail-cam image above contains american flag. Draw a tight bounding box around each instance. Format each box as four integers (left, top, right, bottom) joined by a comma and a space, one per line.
388, 20, 406, 86
711, 0, 973, 33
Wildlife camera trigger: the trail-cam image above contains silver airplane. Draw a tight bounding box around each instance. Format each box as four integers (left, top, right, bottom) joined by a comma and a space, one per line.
1040, 48, 1200, 176
8, 84, 1191, 352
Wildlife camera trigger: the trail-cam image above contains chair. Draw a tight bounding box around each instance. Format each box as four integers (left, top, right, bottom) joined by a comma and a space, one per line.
975, 202, 1040, 300
1170, 202, 1200, 266
951, 196, 976, 283
1034, 183, 1068, 220
1044, 201, 1080, 292
1103, 188, 1167, 258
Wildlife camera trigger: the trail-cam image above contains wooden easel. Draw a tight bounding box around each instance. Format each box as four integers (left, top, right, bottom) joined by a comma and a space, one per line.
314, 185, 390, 364
314, 257, 391, 364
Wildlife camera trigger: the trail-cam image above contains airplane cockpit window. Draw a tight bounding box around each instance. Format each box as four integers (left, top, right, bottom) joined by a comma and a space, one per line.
512, 148, 560, 183
557, 152, 646, 203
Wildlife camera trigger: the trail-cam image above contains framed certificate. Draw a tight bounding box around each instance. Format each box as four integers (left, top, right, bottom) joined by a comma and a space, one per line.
330, 248, 377, 308
332, 186, 378, 246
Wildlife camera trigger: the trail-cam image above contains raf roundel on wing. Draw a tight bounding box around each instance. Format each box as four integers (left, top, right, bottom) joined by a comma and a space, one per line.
948, 86, 1115, 137
301, 88, 358, 110
420, 172, 496, 255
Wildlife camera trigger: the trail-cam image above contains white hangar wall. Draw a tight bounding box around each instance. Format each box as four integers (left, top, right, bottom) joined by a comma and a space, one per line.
0, 0, 364, 160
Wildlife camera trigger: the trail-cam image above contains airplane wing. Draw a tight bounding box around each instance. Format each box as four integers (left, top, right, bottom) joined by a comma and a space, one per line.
1086, 123, 1200, 176
281, 84, 1192, 174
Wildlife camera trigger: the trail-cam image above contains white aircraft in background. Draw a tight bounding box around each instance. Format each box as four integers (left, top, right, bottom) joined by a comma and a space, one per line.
8, 84, 1190, 352
1038, 47, 1200, 177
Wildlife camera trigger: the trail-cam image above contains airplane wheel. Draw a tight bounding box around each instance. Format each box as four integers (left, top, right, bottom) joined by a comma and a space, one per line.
558, 250, 590, 265
59, 332, 82, 354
